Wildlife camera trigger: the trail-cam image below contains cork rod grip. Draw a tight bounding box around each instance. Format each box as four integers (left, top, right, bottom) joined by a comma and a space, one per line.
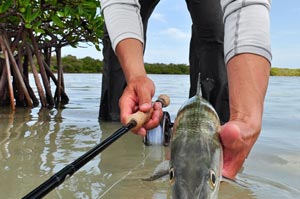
126, 94, 170, 132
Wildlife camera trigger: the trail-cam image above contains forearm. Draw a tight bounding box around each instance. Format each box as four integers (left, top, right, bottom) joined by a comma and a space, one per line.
221, 0, 272, 64
115, 38, 146, 82
116, 39, 158, 135
227, 54, 270, 127
101, 0, 146, 81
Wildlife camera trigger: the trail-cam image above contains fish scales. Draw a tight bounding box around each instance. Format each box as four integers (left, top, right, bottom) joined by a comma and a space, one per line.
173, 96, 219, 136
170, 93, 223, 199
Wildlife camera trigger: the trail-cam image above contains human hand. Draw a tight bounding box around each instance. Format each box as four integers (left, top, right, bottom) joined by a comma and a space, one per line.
219, 120, 261, 179
119, 76, 163, 136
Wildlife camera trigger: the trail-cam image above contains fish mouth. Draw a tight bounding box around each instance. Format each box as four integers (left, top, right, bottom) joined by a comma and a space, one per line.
172, 175, 212, 199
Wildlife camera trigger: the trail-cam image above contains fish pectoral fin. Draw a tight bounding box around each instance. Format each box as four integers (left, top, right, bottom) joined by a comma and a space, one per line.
142, 169, 169, 181
142, 160, 170, 181
221, 176, 249, 188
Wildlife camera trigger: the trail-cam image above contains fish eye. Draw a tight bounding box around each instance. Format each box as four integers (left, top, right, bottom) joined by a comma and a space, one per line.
169, 167, 175, 184
209, 169, 216, 188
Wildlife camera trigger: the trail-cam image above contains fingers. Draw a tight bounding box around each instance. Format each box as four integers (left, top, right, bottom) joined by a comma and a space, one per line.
119, 76, 163, 135
143, 101, 163, 129
135, 102, 163, 136
219, 122, 244, 179
220, 123, 244, 150
219, 121, 261, 179
119, 87, 138, 125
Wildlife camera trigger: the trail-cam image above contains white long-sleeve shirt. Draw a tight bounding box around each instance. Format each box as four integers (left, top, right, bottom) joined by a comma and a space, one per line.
101, 0, 272, 64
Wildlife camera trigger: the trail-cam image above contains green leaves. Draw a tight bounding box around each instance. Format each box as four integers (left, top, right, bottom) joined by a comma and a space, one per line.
0, 0, 12, 13
24, 5, 32, 28
64, 6, 71, 16
0, 0, 103, 50
51, 14, 64, 28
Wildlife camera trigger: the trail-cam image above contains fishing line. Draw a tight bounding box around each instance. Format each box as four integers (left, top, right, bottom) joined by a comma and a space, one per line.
98, 148, 155, 198
22, 94, 170, 198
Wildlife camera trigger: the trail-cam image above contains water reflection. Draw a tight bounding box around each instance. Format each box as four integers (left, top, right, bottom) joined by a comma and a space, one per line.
0, 107, 170, 199
1, 75, 300, 199
0, 107, 103, 198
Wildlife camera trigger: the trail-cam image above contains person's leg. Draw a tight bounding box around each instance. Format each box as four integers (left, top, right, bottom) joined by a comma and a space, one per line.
186, 0, 229, 124
99, 0, 160, 121
139, 0, 160, 44
99, 25, 125, 121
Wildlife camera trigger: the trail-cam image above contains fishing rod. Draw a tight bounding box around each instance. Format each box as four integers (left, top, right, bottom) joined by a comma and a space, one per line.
22, 94, 170, 199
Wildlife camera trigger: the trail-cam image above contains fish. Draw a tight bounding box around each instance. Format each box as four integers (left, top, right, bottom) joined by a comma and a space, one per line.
169, 75, 223, 199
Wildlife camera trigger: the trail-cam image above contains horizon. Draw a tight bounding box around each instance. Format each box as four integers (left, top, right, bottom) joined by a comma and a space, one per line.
63, 0, 300, 69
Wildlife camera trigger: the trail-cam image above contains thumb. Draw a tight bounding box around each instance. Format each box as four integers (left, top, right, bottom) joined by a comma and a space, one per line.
136, 80, 155, 112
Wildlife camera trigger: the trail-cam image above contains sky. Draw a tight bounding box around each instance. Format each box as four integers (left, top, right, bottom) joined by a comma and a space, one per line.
63, 0, 300, 69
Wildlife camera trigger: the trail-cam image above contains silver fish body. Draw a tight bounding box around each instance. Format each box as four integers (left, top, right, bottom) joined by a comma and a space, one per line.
170, 93, 223, 199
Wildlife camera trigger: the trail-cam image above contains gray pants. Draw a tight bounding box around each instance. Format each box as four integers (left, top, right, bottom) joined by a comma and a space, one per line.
99, 0, 229, 124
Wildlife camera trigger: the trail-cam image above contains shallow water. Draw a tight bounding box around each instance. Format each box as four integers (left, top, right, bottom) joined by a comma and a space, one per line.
0, 74, 299, 199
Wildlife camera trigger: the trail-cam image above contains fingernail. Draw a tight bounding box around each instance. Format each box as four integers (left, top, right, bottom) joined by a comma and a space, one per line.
140, 103, 151, 109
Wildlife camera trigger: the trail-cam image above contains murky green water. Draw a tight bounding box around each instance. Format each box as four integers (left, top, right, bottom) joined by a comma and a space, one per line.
0, 74, 299, 199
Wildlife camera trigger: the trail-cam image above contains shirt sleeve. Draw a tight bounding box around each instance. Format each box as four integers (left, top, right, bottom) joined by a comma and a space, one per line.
220, 0, 272, 64
101, 0, 144, 52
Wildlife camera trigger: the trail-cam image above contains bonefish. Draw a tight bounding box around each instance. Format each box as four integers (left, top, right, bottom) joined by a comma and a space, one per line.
169, 77, 223, 199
